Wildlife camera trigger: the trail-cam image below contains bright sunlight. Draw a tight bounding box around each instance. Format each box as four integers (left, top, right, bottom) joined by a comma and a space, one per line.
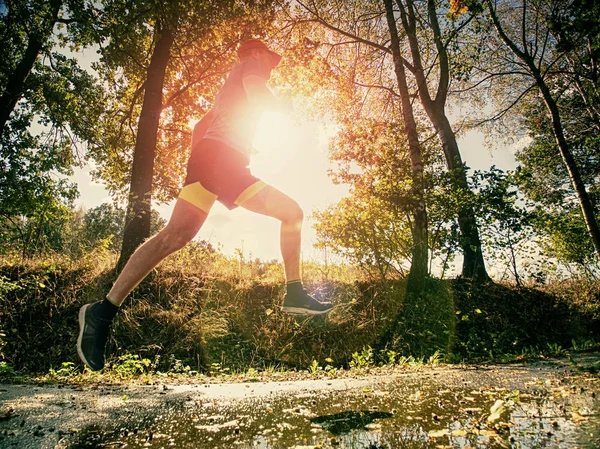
250, 111, 298, 176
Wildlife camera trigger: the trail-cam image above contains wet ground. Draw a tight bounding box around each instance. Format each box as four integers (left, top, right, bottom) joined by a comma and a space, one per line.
1, 353, 599, 449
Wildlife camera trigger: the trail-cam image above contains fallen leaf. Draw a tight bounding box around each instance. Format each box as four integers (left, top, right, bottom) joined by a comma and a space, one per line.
428, 429, 449, 438
571, 410, 589, 423
487, 400, 506, 422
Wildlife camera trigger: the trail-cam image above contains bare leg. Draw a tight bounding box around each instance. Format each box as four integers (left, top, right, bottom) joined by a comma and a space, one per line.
239, 185, 303, 281
107, 199, 208, 306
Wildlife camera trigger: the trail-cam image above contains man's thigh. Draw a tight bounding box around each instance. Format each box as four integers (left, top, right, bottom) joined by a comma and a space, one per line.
239, 184, 301, 222
165, 198, 210, 239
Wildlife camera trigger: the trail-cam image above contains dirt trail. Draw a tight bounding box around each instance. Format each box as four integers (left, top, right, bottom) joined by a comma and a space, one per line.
1, 353, 599, 449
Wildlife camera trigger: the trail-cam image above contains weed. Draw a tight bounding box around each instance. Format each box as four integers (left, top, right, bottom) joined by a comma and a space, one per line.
571, 338, 598, 351
546, 343, 564, 357
170, 358, 191, 374
308, 359, 320, 374
349, 345, 374, 369
49, 362, 78, 377
111, 354, 151, 378
0, 361, 15, 376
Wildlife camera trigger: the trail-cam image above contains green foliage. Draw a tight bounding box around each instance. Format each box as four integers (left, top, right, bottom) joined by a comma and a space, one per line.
111, 354, 151, 378
308, 359, 320, 374
349, 345, 374, 369
48, 361, 78, 378
0, 1, 106, 258
471, 167, 538, 284
0, 361, 15, 377
514, 96, 599, 271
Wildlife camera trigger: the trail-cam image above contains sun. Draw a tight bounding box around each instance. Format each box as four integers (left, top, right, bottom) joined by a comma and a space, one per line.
250, 110, 298, 176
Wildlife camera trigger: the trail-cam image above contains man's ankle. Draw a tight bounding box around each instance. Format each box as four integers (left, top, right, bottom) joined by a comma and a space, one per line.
95, 297, 120, 322
286, 280, 303, 294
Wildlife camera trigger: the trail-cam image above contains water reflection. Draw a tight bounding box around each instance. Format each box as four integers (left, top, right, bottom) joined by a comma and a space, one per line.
311, 410, 394, 435
68, 379, 600, 449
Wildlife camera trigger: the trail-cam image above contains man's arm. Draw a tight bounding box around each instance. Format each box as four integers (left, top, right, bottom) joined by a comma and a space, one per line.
242, 75, 290, 112
191, 109, 214, 149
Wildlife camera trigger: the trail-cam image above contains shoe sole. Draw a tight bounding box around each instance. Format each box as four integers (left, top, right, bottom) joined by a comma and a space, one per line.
281, 305, 333, 316
77, 304, 100, 371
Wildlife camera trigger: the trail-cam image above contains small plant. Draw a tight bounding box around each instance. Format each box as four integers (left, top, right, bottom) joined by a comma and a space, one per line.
168, 355, 191, 375
50, 361, 78, 377
546, 343, 564, 357
384, 350, 397, 366
308, 359, 320, 374
571, 338, 597, 351
396, 355, 415, 366
246, 367, 258, 378
209, 362, 229, 376
349, 345, 374, 369
112, 354, 151, 377
0, 361, 15, 376
427, 350, 442, 365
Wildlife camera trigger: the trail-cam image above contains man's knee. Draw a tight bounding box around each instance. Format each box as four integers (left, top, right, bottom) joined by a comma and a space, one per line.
282, 202, 304, 225
158, 225, 196, 252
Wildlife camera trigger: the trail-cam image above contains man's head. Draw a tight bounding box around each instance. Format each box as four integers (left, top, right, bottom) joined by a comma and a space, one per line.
237, 39, 282, 69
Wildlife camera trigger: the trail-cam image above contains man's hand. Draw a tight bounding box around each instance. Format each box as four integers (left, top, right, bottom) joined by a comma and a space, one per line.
243, 75, 283, 111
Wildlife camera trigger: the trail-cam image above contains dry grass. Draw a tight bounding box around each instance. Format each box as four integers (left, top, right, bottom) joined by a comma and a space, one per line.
1, 249, 598, 375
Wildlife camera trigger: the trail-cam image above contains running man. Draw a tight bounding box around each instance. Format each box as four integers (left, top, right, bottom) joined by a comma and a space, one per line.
77, 39, 333, 372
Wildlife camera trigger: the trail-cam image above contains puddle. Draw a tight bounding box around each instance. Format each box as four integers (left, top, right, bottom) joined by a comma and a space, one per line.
68, 378, 600, 449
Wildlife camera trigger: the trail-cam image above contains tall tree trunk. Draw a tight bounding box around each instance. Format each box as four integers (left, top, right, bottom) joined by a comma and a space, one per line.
488, 1, 600, 259
383, 0, 428, 293
435, 112, 489, 279
0, 0, 62, 138
117, 28, 174, 269
538, 79, 600, 258
397, 0, 489, 280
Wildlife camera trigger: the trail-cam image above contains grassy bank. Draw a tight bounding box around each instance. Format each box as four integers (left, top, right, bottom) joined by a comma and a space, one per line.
0, 249, 598, 378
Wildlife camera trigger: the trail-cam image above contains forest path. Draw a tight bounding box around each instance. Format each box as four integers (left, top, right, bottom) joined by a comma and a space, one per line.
1, 352, 599, 448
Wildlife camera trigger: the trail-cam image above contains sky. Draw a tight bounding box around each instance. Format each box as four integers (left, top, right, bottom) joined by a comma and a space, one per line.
72, 109, 521, 267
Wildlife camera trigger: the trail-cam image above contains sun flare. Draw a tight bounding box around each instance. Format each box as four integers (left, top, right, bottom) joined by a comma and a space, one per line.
250, 111, 298, 176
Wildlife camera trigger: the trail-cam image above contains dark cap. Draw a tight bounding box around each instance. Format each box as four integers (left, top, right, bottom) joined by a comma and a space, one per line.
237, 39, 282, 68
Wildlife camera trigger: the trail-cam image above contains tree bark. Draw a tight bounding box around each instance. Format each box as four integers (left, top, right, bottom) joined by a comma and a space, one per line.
0, 0, 62, 138
398, 0, 489, 280
383, 0, 428, 293
118, 27, 174, 269
488, 1, 600, 259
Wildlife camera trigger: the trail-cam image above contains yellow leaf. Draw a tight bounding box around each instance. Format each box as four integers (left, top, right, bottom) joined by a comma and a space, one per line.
428, 429, 449, 438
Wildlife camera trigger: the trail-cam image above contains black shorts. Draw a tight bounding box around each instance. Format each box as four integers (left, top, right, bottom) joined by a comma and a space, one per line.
179, 139, 266, 211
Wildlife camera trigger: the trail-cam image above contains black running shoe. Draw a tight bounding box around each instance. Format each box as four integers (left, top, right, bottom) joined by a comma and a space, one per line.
281, 289, 333, 315
77, 302, 111, 371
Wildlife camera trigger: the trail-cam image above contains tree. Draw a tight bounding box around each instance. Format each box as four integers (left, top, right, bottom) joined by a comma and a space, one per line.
383, 0, 428, 291
0, 0, 62, 137
514, 96, 599, 273
0, 0, 106, 257
549, 0, 600, 130
313, 119, 421, 280
484, 0, 600, 259
471, 167, 535, 286
288, 0, 489, 281
392, 0, 489, 280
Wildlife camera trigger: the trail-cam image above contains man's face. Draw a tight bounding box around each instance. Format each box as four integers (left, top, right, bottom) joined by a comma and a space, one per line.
253, 48, 278, 71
